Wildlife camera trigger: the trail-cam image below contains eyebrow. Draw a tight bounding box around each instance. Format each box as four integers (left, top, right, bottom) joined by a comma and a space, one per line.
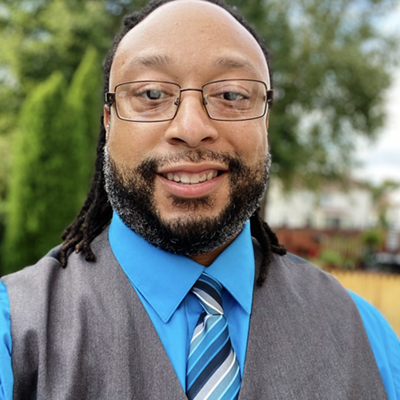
126, 54, 175, 68
123, 54, 259, 76
213, 56, 258, 74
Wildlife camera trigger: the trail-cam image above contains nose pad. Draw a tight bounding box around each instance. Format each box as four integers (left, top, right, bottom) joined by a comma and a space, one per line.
174, 95, 208, 109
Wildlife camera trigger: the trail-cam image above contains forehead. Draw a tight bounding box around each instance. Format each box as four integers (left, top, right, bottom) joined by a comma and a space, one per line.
110, 0, 270, 88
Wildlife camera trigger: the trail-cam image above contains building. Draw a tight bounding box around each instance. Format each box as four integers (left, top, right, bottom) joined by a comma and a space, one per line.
266, 180, 379, 230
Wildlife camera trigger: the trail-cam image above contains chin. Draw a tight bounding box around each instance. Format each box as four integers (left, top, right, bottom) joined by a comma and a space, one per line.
157, 194, 228, 221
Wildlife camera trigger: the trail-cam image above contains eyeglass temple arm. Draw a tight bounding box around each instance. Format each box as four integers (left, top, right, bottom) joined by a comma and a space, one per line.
105, 92, 115, 104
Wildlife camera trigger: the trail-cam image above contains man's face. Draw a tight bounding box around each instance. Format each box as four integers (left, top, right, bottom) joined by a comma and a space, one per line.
104, 0, 271, 258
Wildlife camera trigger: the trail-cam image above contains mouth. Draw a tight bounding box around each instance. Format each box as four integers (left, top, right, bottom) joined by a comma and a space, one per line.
157, 165, 228, 199
161, 170, 223, 185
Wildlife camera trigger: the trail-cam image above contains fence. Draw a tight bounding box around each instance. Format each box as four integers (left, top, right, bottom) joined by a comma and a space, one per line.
332, 271, 400, 338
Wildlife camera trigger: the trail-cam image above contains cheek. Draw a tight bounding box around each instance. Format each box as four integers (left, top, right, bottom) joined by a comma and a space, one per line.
231, 122, 268, 162
108, 133, 138, 167
107, 122, 157, 167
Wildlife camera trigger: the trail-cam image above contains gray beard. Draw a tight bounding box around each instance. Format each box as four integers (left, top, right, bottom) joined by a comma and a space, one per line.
103, 146, 270, 256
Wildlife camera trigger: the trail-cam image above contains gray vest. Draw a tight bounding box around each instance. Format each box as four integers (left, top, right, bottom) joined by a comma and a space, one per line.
2, 228, 388, 400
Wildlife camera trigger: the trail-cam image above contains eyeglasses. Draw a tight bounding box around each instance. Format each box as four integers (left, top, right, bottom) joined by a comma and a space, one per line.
105, 79, 273, 123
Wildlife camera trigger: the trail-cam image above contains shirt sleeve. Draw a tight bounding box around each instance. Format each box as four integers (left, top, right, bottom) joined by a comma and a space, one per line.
0, 281, 13, 400
348, 290, 400, 400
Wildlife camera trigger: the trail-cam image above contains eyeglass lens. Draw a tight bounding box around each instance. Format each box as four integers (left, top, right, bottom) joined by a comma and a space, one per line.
114, 80, 267, 122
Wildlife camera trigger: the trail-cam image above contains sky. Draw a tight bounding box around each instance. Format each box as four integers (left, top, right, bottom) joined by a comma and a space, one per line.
354, 68, 400, 186
353, 67, 400, 225
353, 5, 400, 221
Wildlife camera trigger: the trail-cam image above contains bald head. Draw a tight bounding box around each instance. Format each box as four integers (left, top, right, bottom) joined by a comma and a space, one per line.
103, 0, 272, 95
109, 0, 270, 93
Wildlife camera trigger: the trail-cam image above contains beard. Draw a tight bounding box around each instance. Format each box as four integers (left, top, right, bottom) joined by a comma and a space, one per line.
103, 146, 270, 256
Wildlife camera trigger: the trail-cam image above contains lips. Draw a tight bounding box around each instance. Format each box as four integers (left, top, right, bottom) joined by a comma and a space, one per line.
163, 171, 218, 184
157, 165, 227, 198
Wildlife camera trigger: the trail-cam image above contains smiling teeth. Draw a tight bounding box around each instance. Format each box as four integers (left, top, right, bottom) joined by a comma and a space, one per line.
166, 172, 218, 184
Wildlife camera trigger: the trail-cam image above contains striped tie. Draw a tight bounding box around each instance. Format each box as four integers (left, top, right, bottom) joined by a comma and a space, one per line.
186, 273, 241, 400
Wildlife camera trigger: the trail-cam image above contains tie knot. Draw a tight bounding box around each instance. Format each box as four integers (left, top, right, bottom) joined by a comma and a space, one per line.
192, 273, 223, 315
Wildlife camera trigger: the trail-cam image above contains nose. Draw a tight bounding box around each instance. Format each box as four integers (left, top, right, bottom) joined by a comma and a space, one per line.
164, 90, 219, 148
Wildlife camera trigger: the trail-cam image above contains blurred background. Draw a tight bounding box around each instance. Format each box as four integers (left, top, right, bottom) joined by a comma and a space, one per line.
0, 0, 399, 333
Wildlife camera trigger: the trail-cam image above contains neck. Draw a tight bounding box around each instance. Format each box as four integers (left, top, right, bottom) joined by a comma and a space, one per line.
189, 235, 237, 266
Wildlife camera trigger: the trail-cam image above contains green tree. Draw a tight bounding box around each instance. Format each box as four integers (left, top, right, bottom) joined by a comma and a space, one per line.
232, 0, 399, 188
66, 46, 103, 200
1, 0, 398, 188
0, 136, 10, 257
0, 0, 136, 136
2, 72, 86, 274
0, 1, 145, 241
0, 0, 399, 271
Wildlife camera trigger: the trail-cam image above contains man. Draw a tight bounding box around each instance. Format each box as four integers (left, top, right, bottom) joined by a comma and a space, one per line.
0, 0, 399, 399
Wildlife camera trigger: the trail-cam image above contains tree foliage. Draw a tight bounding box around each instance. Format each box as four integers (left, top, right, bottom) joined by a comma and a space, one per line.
3, 72, 73, 272
0, 0, 134, 136
232, 0, 399, 188
66, 46, 103, 197
0, 0, 399, 272
0, 0, 398, 187
1, 46, 102, 274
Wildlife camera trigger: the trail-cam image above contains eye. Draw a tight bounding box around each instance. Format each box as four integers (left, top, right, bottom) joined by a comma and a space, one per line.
138, 89, 167, 100
221, 91, 245, 101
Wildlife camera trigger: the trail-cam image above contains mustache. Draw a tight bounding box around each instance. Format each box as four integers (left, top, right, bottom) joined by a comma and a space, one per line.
137, 149, 243, 180
151, 149, 239, 168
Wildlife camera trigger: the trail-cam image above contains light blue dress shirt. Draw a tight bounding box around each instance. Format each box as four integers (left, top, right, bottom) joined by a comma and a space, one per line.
0, 212, 399, 399
349, 291, 400, 400
109, 212, 255, 390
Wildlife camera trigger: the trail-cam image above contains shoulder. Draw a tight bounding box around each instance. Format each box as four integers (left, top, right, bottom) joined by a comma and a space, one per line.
270, 251, 350, 301
253, 249, 359, 337
252, 239, 348, 306
1, 228, 110, 290
1, 228, 111, 324
348, 291, 400, 400
1, 244, 63, 295
264, 252, 389, 347
269, 251, 400, 399
0, 243, 67, 343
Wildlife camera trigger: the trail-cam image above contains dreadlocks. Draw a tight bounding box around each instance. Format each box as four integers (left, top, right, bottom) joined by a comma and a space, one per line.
60, 0, 286, 286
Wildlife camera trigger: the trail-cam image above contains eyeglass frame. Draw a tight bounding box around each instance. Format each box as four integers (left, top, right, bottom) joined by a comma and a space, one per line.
105, 79, 274, 123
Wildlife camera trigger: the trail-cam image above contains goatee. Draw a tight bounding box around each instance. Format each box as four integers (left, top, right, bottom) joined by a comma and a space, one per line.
103, 146, 270, 256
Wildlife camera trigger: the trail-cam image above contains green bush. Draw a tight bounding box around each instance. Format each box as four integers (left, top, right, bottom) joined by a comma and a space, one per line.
1, 47, 102, 275
319, 249, 357, 270
67, 46, 102, 199
319, 250, 343, 269
361, 229, 384, 249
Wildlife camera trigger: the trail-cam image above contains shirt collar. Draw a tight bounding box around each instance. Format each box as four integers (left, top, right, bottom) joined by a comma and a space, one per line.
109, 211, 254, 323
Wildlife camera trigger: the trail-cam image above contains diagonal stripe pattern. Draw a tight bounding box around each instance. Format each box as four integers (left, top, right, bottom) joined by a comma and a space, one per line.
186, 273, 241, 400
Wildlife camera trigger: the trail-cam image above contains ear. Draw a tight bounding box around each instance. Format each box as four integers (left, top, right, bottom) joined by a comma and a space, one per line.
103, 105, 111, 137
